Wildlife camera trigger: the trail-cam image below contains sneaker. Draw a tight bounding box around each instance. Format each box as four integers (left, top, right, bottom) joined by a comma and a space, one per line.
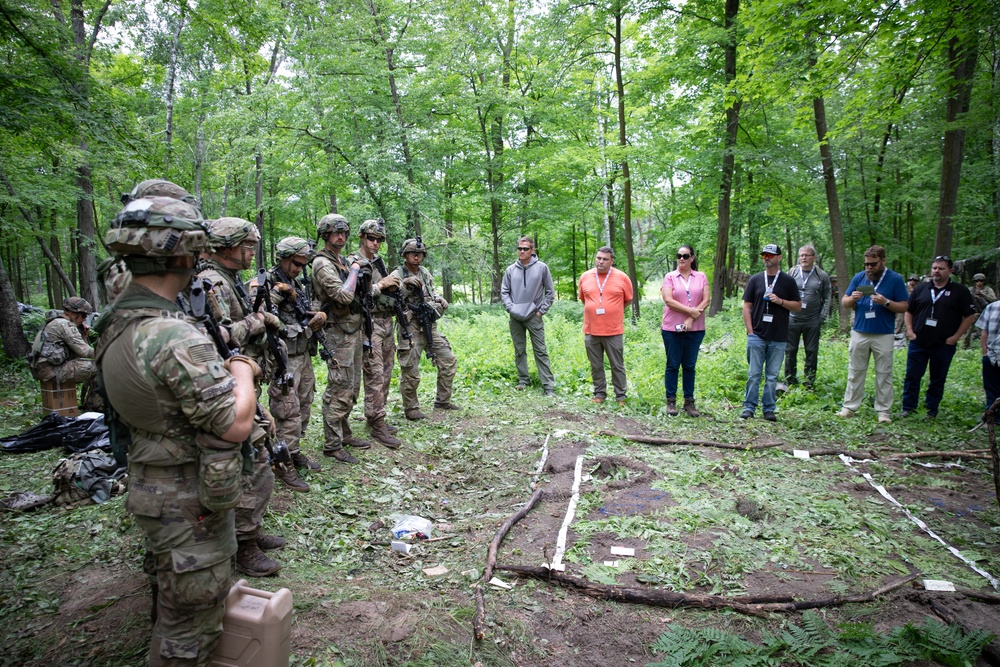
776, 382, 789, 394
434, 402, 462, 411
405, 409, 427, 421
740, 410, 753, 420
900, 410, 912, 418
835, 408, 855, 418
763, 411, 777, 422
257, 534, 286, 551
323, 448, 358, 464
878, 413, 892, 424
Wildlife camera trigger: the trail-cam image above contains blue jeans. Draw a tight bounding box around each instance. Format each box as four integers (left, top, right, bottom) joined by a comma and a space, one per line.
902, 340, 956, 414
744, 335, 785, 414
661, 329, 706, 399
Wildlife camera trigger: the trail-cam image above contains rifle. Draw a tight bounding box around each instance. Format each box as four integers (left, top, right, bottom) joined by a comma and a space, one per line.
356, 264, 375, 357
253, 268, 295, 394
298, 260, 336, 362
405, 278, 439, 362
189, 278, 293, 471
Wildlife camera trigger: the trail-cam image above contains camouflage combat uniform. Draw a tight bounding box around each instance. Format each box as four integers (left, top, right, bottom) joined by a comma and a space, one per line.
97, 282, 239, 665
390, 264, 457, 415
347, 253, 397, 424
196, 259, 274, 548
312, 247, 365, 456
29, 312, 96, 384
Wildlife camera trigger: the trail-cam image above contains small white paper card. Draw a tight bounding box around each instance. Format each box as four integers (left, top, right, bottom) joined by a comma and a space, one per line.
390, 541, 410, 554
793, 450, 811, 459
610, 546, 635, 557
923, 579, 955, 592
489, 577, 512, 590
603, 560, 620, 567
422, 565, 448, 576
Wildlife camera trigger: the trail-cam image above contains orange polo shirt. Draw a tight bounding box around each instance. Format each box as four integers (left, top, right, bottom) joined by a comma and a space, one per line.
578, 267, 633, 336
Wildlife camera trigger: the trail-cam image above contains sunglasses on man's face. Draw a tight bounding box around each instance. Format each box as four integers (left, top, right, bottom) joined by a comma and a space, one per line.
291, 259, 308, 268
864, 261, 881, 268
761, 253, 776, 259
517, 247, 532, 252
365, 234, 384, 243
677, 253, 691, 260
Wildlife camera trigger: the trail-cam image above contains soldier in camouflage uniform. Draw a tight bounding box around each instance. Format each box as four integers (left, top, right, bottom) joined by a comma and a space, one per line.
198, 217, 285, 576
94, 195, 257, 666
266, 236, 326, 489
312, 214, 372, 463
391, 239, 460, 420
28, 297, 96, 385
349, 220, 403, 447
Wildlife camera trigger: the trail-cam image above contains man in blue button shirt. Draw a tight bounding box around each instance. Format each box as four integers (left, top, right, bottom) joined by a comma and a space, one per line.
836, 245, 909, 423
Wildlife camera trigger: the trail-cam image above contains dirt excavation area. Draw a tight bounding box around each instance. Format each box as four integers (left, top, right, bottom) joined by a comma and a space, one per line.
2, 398, 1000, 666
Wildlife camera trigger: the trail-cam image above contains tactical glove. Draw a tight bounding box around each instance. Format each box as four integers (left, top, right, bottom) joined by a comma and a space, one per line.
308, 311, 327, 330
403, 276, 423, 291
377, 274, 401, 292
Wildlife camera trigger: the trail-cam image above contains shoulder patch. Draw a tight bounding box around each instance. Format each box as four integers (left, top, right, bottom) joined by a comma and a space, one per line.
201, 377, 236, 400
189, 342, 216, 364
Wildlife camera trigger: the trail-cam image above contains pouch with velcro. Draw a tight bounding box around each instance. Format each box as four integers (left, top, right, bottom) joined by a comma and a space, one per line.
195, 432, 243, 512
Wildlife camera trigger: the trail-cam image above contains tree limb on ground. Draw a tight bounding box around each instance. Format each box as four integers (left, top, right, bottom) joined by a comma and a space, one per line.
474, 487, 544, 640
885, 450, 991, 460
599, 430, 783, 451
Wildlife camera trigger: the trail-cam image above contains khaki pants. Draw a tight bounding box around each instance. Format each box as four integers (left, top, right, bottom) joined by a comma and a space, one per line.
321, 326, 363, 452
842, 330, 895, 415
584, 334, 627, 401
397, 323, 456, 411
363, 314, 396, 422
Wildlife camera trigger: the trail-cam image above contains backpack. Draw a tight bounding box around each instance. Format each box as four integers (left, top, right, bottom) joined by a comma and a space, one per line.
27, 313, 68, 368
51, 451, 127, 509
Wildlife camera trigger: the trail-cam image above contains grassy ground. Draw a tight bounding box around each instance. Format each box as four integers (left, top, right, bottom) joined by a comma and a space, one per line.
1, 297, 998, 666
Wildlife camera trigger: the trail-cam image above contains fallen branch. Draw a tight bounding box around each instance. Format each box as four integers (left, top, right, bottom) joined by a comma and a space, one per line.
496, 565, 920, 617
600, 430, 782, 451
885, 450, 991, 461
473, 487, 544, 640
958, 587, 1000, 604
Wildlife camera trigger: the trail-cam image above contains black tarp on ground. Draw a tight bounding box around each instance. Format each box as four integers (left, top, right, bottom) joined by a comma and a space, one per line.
0, 412, 110, 454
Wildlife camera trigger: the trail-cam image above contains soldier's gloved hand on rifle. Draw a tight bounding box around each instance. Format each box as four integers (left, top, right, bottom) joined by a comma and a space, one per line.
273, 282, 295, 298
352, 257, 371, 272
377, 274, 401, 292
261, 312, 282, 330
435, 296, 449, 312
224, 354, 262, 383
308, 311, 327, 331
403, 276, 423, 292
258, 405, 278, 439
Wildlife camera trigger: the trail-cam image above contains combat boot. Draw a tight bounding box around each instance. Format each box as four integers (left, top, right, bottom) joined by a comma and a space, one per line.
257, 533, 286, 550
291, 451, 321, 471
683, 398, 701, 418
405, 409, 427, 421
386, 423, 399, 435
235, 540, 281, 577
275, 464, 310, 492
324, 447, 358, 464
665, 398, 678, 416
369, 418, 402, 449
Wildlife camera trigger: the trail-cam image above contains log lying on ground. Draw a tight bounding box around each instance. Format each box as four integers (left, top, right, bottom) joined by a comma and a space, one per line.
496, 565, 920, 617
473, 487, 544, 640
924, 597, 1000, 666
885, 450, 991, 461
600, 430, 783, 451
958, 587, 1000, 604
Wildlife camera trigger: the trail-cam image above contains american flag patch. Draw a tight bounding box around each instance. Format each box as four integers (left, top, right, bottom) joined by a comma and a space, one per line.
189, 343, 216, 363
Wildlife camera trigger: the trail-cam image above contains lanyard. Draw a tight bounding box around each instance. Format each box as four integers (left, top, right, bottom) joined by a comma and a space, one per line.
867, 271, 886, 311
929, 284, 946, 319
594, 270, 611, 303
763, 273, 777, 313
676, 272, 693, 303
798, 267, 814, 291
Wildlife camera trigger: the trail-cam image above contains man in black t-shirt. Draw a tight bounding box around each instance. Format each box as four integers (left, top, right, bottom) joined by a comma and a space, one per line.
741, 244, 801, 421
901, 255, 977, 418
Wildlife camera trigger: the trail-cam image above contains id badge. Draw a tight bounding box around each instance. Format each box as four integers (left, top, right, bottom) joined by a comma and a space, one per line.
596, 308, 606, 315
926, 318, 938, 328
801, 302, 807, 309
865, 310, 876, 319
762, 314, 774, 323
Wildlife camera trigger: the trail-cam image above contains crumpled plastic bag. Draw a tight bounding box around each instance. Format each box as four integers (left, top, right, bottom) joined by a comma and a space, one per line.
391, 514, 434, 540
0, 412, 110, 455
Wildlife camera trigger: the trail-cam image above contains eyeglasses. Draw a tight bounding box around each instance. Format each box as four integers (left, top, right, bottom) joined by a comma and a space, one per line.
676, 253, 691, 260
365, 234, 384, 243
863, 261, 881, 268
934, 255, 951, 263
517, 247, 532, 252
761, 253, 776, 259
975, 279, 985, 282
240, 242, 256, 251
799, 253, 815, 257
291, 259, 308, 268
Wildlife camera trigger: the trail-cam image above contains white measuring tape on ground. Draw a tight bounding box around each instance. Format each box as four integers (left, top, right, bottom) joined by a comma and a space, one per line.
546, 454, 584, 572
530, 434, 551, 491
838, 454, 999, 590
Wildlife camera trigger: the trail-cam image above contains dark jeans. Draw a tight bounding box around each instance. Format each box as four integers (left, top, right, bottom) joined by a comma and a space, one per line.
984, 356, 1000, 411
902, 340, 957, 414
785, 319, 821, 384
661, 329, 706, 400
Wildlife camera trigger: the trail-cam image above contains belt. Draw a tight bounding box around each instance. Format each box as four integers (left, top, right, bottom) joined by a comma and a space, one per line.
131, 461, 199, 479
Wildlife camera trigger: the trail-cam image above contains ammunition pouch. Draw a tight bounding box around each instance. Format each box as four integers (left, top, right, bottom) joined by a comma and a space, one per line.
195, 432, 243, 512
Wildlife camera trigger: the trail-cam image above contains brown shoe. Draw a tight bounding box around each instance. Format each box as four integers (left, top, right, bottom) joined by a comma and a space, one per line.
291, 451, 321, 471
666, 398, 678, 416
344, 436, 372, 450
236, 540, 281, 577
433, 402, 462, 411
683, 398, 701, 418
275, 464, 310, 492
369, 418, 402, 449
405, 409, 427, 421
323, 448, 358, 464
257, 534, 286, 550
592, 396, 605, 404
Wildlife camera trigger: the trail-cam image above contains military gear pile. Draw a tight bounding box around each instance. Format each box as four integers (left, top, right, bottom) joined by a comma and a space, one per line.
317, 213, 350, 237
207, 216, 260, 249
359, 219, 386, 238
62, 297, 93, 314
275, 236, 311, 260
106, 196, 209, 258
51, 450, 127, 509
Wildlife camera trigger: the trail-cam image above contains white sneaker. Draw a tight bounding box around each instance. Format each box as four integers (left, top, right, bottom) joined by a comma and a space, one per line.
877, 413, 892, 424
835, 408, 855, 418
776, 382, 789, 394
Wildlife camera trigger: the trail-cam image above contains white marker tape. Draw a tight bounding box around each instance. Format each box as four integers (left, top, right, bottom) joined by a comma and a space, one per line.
548, 455, 584, 571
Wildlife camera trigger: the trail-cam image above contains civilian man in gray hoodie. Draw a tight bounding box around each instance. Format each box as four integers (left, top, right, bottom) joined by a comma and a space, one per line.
501, 237, 556, 395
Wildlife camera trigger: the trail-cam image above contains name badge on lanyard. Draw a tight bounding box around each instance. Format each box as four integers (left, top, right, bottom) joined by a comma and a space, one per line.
865, 311, 876, 319
763, 314, 774, 323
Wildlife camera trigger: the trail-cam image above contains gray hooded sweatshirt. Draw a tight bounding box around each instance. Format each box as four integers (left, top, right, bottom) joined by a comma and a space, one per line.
501, 256, 555, 322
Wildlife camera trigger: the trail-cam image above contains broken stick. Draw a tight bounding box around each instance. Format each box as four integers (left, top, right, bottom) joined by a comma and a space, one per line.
599, 430, 782, 451
473, 487, 545, 640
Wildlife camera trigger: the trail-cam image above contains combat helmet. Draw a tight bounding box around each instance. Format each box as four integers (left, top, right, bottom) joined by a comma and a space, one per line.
276, 236, 312, 260
122, 179, 199, 209
62, 297, 93, 315
106, 197, 208, 276
973, 273, 986, 281
207, 217, 260, 249
359, 219, 386, 239
399, 237, 427, 257
317, 213, 350, 238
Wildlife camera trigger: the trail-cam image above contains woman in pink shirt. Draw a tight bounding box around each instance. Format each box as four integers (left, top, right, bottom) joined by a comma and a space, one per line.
660, 244, 710, 416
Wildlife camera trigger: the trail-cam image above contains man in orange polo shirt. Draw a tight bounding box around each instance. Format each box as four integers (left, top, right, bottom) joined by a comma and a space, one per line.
578, 246, 634, 405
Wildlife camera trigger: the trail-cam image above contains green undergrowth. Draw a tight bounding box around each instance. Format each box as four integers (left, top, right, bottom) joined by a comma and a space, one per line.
1, 296, 998, 665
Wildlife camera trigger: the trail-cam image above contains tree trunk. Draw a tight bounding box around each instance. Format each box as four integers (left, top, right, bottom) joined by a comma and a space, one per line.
0, 250, 30, 359
711, 0, 741, 316
814, 96, 851, 331
614, 9, 639, 321
934, 34, 979, 257
164, 8, 185, 174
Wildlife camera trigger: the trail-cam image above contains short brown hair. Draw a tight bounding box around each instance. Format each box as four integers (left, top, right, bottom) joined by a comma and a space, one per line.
597, 245, 614, 259
519, 236, 535, 249
864, 245, 886, 260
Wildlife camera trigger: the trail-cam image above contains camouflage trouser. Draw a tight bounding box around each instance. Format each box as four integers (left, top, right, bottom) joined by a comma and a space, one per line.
33, 358, 96, 384
397, 324, 456, 411
267, 353, 316, 455
321, 325, 363, 452
235, 422, 274, 541
129, 466, 236, 667
363, 314, 395, 422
